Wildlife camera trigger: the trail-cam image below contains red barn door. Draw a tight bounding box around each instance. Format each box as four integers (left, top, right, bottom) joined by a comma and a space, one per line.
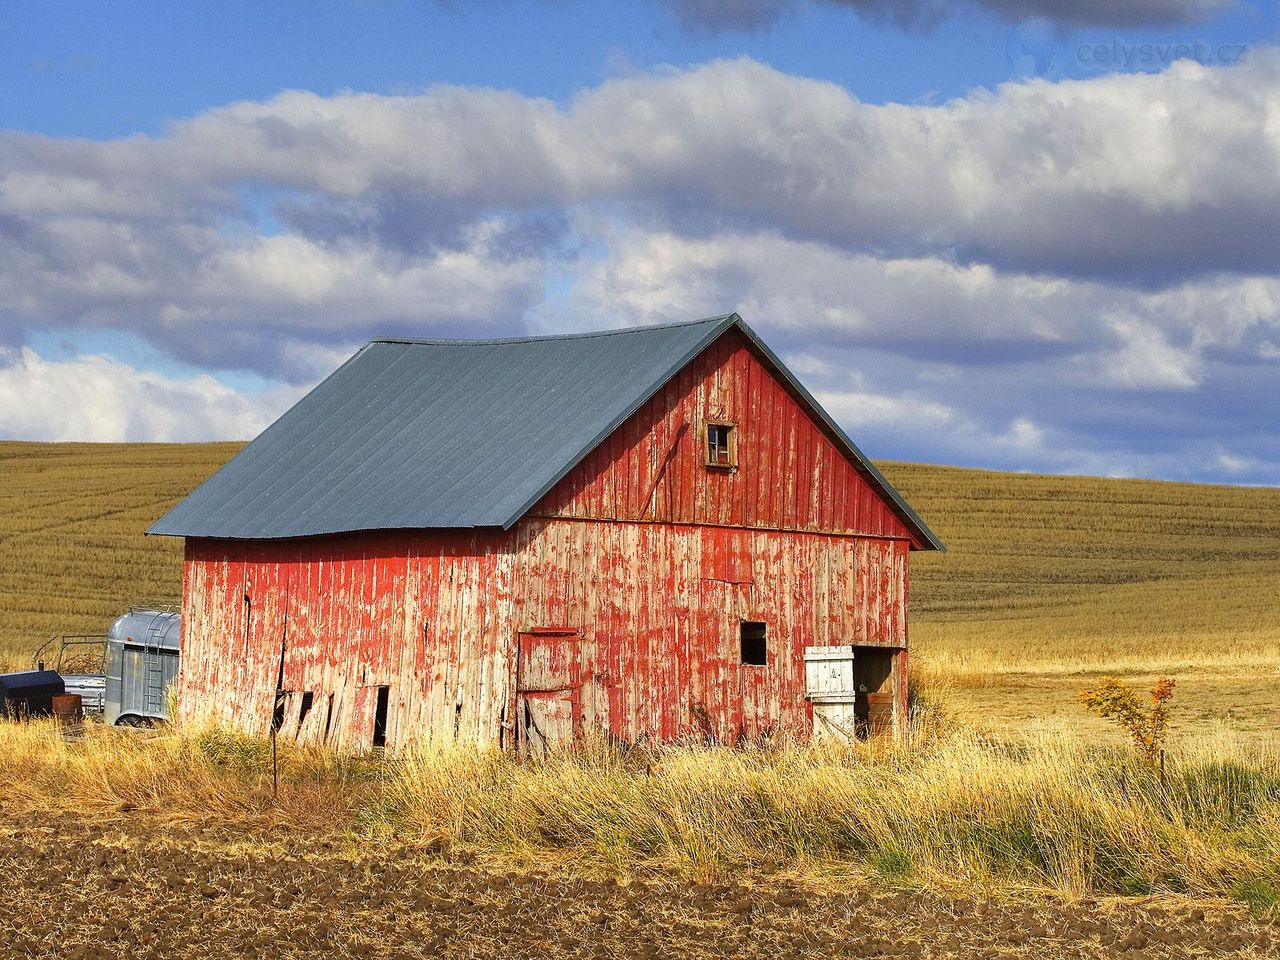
514, 629, 581, 757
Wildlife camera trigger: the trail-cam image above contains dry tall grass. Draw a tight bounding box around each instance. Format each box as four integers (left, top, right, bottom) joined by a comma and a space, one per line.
2, 716, 1276, 908
389, 730, 1280, 901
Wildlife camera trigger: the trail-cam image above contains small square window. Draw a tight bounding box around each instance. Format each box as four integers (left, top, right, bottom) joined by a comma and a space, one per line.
706, 422, 736, 469
740, 621, 767, 666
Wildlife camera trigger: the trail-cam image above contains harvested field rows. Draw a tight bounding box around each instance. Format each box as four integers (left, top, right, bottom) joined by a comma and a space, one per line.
878, 462, 1280, 733
880, 461, 1280, 675
0, 443, 239, 663
1, 443, 1277, 731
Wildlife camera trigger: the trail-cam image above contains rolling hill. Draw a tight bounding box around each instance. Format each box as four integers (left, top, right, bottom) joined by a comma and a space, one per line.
2, 442, 1276, 731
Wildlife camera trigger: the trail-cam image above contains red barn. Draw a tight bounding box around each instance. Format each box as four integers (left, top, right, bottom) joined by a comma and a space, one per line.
151, 314, 942, 752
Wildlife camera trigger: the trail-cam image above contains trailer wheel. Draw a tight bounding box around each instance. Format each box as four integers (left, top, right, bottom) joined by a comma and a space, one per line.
115, 714, 154, 728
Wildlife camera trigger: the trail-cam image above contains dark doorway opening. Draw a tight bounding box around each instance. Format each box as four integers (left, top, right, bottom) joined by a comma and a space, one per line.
852, 646, 896, 738
372, 685, 390, 749
298, 691, 314, 726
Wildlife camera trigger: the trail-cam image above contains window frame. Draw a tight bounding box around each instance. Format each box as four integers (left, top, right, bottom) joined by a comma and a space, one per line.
704, 420, 738, 470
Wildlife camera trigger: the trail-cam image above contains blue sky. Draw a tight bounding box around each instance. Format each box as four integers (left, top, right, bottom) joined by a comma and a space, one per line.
1, 0, 1279, 484
4, 0, 1274, 135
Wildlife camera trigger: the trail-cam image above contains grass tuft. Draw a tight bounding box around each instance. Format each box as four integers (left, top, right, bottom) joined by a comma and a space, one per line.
1231, 877, 1280, 918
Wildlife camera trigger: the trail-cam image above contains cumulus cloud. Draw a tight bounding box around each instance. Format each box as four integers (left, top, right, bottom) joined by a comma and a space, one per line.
0, 349, 305, 442
8, 53, 1280, 301
534, 225, 1280, 376
1, 53, 1278, 480
534, 224, 1280, 480
0, 211, 545, 381
659, 0, 1234, 33
155, 54, 1280, 283
816, 386, 959, 432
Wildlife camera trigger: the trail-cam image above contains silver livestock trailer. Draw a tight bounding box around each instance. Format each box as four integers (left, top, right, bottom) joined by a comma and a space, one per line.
32, 608, 180, 726
105, 610, 180, 726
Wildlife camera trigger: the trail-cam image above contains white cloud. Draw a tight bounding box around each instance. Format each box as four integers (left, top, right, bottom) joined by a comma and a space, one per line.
0, 54, 1278, 480
7, 52, 1280, 296
0, 349, 304, 442
0, 213, 545, 380
813, 384, 1135, 478
816, 388, 959, 431
530, 223, 1280, 482
535, 225, 1280, 376
1216, 450, 1254, 473
1094, 315, 1201, 389
997, 417, 1046, 452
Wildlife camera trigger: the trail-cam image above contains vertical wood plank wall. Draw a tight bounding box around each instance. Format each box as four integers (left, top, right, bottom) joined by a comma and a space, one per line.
181, 530, 517, 749
512, 518, 909, 745
177, 327, 920, 750
180, 524, 907, 749
532, 328, 919, 545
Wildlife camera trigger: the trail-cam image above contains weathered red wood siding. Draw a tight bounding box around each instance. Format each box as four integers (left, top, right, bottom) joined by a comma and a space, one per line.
180, 521, 907, 749
180, 530, 516, 750
178, 327, 917, 749
512, 518, 908, 744
532, 328, 919, 545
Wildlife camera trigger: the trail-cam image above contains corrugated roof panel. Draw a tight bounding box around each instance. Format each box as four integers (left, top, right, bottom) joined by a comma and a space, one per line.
149, 314, 943, 550
149, 316, 735, 539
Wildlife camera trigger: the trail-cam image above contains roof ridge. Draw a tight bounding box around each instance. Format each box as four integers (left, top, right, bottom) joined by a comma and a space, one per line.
369, 314, 736, 347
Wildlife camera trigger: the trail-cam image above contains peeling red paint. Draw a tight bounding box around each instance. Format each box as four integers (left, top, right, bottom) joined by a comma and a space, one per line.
178, 329, 916, 750
533, 329, 919, 545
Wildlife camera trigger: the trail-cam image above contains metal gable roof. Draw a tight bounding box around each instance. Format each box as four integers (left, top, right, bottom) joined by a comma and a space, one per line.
149, 314, 943, 550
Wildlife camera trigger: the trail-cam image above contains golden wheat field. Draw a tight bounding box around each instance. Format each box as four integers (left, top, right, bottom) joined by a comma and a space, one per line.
2, 441, 1280, 950
883, 462, 1280, 737
2, 441, 1276, 734
0, 442, 239, 657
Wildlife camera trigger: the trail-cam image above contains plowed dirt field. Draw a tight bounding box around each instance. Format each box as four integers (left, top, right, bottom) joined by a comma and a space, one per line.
1, 813, 1274, 959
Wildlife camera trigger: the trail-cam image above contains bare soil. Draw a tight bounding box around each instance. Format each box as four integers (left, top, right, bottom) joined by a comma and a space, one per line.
0, 813, 1275, 959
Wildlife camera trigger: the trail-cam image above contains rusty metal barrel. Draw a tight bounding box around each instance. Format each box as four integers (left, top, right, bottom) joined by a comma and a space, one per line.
52, 693, 84, 723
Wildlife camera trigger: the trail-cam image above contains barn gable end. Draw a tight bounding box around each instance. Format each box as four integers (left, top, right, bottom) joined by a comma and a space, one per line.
534, 326, 920, 543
